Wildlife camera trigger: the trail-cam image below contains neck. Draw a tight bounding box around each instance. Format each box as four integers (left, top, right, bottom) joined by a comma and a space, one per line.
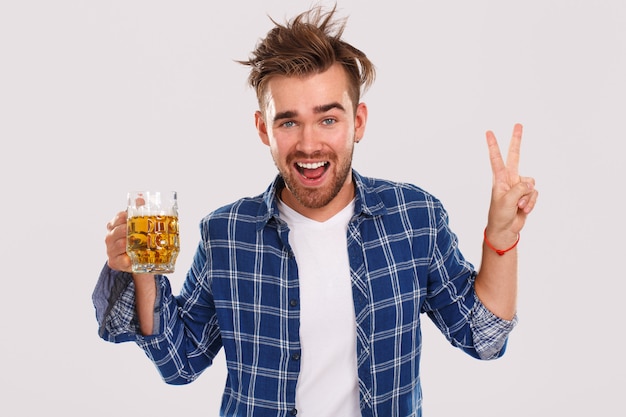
279, 183, 355, 222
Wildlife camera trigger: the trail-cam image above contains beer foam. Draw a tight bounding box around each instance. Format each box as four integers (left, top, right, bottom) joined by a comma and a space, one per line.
127, 205, 177, 217
127, 191, 178, 217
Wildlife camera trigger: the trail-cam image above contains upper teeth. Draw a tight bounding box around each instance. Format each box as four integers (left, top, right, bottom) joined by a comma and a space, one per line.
297, 162, 326, 169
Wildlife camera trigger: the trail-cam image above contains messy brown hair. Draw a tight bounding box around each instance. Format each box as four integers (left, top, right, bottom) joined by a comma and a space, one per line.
238, 5, 375, 112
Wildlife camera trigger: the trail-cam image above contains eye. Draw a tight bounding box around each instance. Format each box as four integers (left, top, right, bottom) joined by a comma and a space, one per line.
281, 120, 296, 128
321, 118, 336, 126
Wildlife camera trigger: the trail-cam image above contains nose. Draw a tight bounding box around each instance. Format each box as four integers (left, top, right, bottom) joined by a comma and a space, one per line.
295, 124, 322, 154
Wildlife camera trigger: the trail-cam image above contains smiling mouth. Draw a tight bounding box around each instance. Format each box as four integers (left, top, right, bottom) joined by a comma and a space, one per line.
295, 161, 329, 180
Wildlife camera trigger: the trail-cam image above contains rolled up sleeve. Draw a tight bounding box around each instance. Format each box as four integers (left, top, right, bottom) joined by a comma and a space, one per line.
92, 263, 162, 343
470, 294, 518, 360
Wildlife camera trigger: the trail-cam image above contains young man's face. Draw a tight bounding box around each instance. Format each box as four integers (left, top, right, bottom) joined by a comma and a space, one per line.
255, 64, 368, 221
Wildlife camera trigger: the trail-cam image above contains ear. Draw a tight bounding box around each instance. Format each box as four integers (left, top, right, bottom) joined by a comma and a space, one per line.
255, 110, 270, 146
354, 102, 368, 143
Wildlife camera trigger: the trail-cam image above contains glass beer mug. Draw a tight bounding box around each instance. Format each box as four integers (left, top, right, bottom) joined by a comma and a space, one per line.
126, 191, 180, 274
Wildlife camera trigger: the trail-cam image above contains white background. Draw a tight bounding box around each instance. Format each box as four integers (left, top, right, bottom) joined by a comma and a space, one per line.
1, 0, 624, 415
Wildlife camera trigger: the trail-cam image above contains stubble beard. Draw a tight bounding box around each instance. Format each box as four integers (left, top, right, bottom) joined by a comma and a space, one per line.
278, 147, 354, 209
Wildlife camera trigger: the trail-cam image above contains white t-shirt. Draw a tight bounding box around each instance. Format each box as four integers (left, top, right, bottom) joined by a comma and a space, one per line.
277, 199, 360, 416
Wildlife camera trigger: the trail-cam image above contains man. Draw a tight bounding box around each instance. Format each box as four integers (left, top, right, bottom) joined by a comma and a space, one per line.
94, 6, 538, 417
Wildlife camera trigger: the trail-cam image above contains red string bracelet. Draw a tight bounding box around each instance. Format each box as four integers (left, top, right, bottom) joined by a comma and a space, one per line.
483, 228, 520, 256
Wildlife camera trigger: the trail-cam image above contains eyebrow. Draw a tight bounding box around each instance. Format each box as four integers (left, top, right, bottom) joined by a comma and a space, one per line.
273, 102, 346, 123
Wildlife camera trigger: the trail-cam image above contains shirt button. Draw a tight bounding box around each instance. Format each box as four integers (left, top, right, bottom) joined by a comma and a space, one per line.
291, 352, 300, 361
290, 299, 298, 307
290, 408, 298, 415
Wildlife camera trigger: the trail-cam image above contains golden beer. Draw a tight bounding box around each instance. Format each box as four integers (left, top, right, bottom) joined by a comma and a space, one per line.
126, 214, 180, 273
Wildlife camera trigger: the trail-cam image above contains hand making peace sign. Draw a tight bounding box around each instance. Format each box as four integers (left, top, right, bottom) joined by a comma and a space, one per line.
485, 123, 539, 248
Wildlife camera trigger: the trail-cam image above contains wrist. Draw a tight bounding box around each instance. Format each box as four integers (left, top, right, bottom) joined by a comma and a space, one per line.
484, 228, 519, 256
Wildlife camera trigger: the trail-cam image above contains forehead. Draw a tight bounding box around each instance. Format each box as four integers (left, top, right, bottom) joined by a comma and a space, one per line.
261, 64, 353, 113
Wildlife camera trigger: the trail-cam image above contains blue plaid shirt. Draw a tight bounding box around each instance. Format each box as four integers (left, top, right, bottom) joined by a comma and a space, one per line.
93, 170, 516, 417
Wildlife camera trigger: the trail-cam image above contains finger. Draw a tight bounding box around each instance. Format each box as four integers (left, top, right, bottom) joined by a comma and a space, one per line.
105, 211, 132, 271
500, 180, 531, 207
520, 176, 535, 188
106, 233, 127, 255
520, 188, 539, 214
108, 211, 127, 229
486, 129, 505, 177
105, 222, 127, 252
513, 180, 537, 211
107, 253, 132, 272
505, 123, 523, 178
105, 231, 132, 272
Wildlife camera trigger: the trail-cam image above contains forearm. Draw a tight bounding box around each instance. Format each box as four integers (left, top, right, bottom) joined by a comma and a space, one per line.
133, 273, 157, 335
474, 229, 519, 320
476, 122, 537, 320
